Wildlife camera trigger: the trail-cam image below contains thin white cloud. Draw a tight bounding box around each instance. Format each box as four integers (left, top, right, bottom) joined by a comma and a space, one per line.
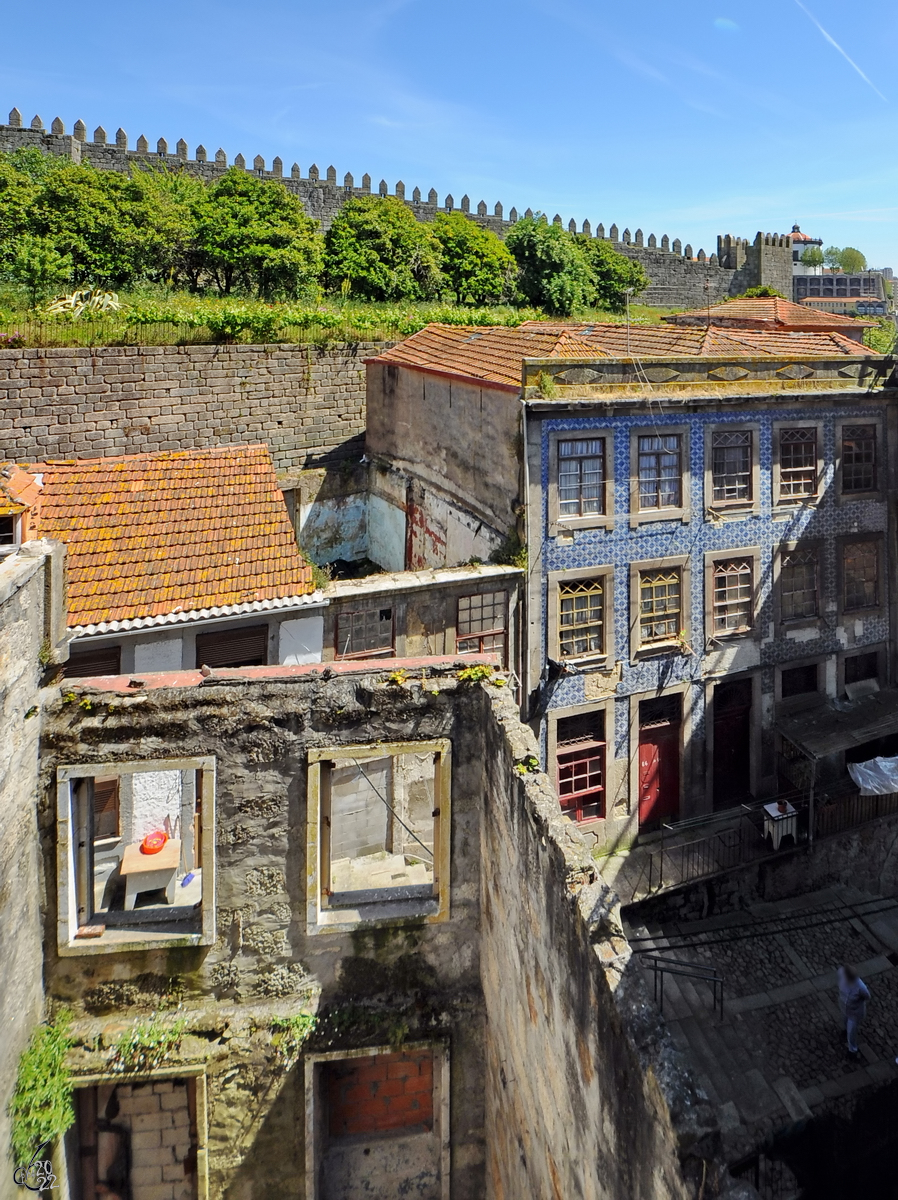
793, 0, 887, 102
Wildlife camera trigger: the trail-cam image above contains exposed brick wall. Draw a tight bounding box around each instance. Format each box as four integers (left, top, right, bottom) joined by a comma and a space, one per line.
326, 1051, 434, 1135
0, 342, 391, 473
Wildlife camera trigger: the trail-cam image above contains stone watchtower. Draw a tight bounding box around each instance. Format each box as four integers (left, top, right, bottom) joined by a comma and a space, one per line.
717, 232, 794, 297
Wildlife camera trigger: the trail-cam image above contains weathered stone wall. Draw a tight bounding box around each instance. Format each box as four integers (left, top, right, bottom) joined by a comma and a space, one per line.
0, 343, 388, 473
0, 541, 68, 1183
41, 665, 489, 1198
479, 690, 709, 1200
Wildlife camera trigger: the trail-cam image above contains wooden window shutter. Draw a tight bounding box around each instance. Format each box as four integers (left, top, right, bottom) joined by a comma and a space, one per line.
195, 624, 268, 669
65, 645, 122, 678
93, 778, 120, 840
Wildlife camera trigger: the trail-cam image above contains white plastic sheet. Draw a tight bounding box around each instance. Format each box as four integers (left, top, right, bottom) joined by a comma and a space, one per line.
847, 755, 898, 795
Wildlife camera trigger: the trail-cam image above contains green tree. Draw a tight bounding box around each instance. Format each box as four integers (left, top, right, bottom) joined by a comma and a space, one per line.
430, 212, 516, 304
824, 245, 842, 272
578, 236, 649, 312
9, 235, 72, 307
863, 318, 896, 354
840, 246, 867, 274
800, 246, 824, 269
324, 195, 443, 301
29, 164, 148, 286
505, 216, 591, 316
0, 157, 39, 271
193, 169, 323, 298
128, 166, 206, 290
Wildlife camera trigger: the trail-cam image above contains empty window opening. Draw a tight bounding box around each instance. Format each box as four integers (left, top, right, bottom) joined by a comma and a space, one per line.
559, 578, 605, 658
781, 663, 819, 699
0, 514, 15, 545
195, 623, 268, 670
558, 438, 606, 517
71, 1079, 200, 1200
64, 763, 211, 944
336, 607, 394, 659
321, 750, 443, 908
556, 711, 605, 822
65, 645, 122, 679
713, 559, 753, 633
845, 651, 879, 688
779, 429, 818, 501
843, 541, 880, 611
639, 569, 682, 644
841, 425, 877, 494
781, 549, 819, 621
457, 591, 507, 663
711, 430, 752, 504
637, 434, 682, 510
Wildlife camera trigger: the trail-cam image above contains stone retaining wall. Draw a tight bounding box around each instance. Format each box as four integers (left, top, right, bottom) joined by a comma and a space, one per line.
0, 342, 388, 473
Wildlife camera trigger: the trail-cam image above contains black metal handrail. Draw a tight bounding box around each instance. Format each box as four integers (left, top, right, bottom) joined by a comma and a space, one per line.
644, 954, 724, 1018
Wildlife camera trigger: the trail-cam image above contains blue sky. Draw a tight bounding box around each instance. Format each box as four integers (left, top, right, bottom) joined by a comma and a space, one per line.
5, 0, 897, 265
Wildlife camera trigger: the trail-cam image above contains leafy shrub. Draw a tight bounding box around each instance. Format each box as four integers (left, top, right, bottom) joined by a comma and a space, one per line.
10, 1010, 75, 1163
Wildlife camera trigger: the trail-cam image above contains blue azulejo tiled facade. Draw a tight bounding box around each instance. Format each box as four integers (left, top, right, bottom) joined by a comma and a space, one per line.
528, 391, 896, 848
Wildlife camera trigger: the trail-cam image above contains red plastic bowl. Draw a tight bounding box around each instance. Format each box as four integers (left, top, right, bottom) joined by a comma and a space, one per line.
140, 831, 168, 855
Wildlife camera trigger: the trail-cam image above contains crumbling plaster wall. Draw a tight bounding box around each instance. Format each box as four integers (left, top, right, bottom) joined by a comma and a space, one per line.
479, 687, 711, 1200
0, 541, 67, 1183
39, 670, 489, 1199
365, 364, 522, 564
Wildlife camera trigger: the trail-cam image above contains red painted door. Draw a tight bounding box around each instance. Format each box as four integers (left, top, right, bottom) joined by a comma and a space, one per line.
638, 723, 680, 826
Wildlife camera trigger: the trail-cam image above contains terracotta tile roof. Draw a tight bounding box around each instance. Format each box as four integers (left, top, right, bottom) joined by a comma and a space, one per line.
368, 324, 609, 389
371, 321, 876, 389
15, 444, 314, 627
662, 295, 874, 329
0, 464, 42, 515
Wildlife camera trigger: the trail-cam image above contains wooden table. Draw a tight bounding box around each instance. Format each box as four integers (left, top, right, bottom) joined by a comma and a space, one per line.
120, 840, 181, 910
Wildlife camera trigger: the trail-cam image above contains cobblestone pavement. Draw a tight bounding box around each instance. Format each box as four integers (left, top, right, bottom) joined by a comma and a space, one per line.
626, 884, 898, 1146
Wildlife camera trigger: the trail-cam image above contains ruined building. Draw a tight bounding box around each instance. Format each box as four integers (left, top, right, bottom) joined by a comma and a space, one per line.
1, 541, 725, 1200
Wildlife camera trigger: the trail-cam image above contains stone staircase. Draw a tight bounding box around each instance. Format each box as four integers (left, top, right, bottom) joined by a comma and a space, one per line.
625, 884, 898, 1147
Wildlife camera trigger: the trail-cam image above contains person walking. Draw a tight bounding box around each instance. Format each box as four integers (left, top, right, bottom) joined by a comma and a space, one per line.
838, 964, 870, 1057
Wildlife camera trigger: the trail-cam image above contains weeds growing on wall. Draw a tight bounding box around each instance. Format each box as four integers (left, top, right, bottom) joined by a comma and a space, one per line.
270, 1013, 319, 1066
10, 1009, 75, 1164
108, 1014, 187, 1073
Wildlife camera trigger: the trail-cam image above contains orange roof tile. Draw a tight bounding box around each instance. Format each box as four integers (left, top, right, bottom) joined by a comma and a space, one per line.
662, 295, 875, 329
371, 321, 876, 389
0, 464, 42, 514
20, 444, 314, 628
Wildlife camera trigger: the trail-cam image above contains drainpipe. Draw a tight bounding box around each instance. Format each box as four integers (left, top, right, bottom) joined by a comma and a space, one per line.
808, 759, 816, 847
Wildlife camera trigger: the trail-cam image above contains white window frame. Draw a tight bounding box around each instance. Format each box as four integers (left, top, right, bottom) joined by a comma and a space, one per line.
55, 757, 216, 956
306, 741, 451, 933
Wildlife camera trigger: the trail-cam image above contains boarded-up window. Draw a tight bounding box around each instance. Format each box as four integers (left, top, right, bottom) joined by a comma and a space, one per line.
65, 645, 122, 678
195, 624, 268, 669
325, 1052, 434, 1136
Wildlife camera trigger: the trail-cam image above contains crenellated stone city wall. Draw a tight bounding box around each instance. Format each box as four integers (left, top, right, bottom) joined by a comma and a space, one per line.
0, 107, 793, 306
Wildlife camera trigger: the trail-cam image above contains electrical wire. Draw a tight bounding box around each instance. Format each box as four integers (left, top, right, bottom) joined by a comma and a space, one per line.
346, 757, 435, 864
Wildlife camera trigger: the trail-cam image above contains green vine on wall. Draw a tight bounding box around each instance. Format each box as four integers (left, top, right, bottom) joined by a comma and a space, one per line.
9, 1010, 75, 1165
